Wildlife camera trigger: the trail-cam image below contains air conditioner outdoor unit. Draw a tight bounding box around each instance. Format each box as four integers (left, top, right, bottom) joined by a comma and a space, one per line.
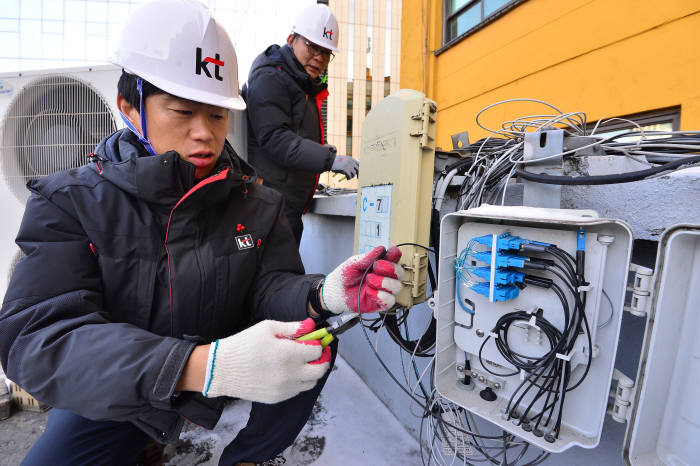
0, 65, 122, 301
0, 64, 248, 301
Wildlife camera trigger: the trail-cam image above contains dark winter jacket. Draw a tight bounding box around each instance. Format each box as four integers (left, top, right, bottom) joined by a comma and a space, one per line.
242, 44, 335, 213
0, 129, 320, 443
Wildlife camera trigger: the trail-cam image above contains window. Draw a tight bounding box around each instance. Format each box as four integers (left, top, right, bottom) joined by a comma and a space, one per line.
443, 0, 524, 45
587, 107, 680, 142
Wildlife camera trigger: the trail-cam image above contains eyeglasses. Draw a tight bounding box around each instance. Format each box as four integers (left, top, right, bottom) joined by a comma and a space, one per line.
301, 37, 335, 62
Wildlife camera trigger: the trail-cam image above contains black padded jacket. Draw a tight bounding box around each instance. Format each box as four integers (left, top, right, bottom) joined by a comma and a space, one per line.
0, 129, 319, 443
243, 44, 335, 213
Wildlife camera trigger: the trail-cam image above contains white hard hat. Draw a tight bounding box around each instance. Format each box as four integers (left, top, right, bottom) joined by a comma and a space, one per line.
110, 0, 245, 111
291, 4, 339, 52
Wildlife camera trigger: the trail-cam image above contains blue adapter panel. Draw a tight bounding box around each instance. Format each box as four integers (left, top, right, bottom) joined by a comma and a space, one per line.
471, 282, 520, 302
358, 184, 393, 254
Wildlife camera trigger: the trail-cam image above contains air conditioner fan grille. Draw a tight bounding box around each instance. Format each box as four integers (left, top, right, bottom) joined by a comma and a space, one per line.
0, 74, 117, 202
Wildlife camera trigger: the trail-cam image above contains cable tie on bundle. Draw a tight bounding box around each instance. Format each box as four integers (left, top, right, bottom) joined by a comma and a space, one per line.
527, 315, 540, 330
555, 352, 572, 361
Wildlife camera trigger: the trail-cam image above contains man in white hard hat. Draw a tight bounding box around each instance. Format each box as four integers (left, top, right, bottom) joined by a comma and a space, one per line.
243, 4, 359, 246
0, 1, 403, 465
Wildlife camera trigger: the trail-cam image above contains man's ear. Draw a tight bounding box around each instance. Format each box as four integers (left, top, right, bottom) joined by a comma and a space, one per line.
116, 95, 141, 133
286, 33, 295, 46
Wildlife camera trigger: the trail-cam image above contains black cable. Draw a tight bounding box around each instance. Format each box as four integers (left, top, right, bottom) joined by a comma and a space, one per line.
430, 208, 441, 270
443, 155, 474, 174
474, 239, 593, 445
377, 243, 437, 356
355, 253, 507, 441
354, 241, 561, 460
384, 311, 436, 357
516, 154, 700, 185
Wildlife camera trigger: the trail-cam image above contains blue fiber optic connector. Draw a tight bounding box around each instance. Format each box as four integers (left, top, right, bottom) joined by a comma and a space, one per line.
471, 251, 528, 268
473, 233, 550, 252
471, 282, 520, 302
473, 266, 525, 285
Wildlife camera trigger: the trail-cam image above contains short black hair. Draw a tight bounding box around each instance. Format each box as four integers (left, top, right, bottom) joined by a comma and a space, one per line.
117, 71, 165, 112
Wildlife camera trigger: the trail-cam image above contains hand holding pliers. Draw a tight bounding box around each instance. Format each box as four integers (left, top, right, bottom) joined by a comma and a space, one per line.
296, 313, 360, 347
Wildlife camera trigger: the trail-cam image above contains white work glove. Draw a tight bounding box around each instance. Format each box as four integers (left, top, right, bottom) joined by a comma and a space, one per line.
331, 155, 359, 180
322, 246, 405, 314
203, 318, 331, 404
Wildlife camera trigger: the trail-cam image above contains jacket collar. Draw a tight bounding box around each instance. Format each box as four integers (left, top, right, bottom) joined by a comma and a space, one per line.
92, 129, 256, 206
249, 44, 327, 97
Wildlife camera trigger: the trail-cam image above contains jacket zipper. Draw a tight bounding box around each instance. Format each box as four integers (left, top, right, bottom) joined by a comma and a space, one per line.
302, 88, 330, 214
163, 168, 230, 336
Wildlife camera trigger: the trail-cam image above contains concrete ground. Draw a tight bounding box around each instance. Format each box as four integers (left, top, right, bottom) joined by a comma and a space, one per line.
0, 356, 421, 465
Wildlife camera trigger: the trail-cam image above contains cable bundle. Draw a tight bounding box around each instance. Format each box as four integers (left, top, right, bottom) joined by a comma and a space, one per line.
432, 99, 700, 212
476, 242, 592, 443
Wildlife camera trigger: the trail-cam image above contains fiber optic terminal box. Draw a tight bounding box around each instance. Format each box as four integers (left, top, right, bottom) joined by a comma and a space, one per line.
354, 89, 437, 307
434, 205, 700, 465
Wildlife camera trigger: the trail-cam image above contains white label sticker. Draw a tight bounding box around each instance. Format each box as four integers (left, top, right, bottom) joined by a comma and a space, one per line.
357, 184, 392, 254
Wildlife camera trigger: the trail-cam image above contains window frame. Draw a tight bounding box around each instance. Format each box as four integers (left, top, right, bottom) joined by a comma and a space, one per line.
586, 107, 681, 136
438, 0, 528, 54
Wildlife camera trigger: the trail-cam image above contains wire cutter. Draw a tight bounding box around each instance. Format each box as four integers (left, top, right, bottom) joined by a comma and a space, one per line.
296, 313, 360, 347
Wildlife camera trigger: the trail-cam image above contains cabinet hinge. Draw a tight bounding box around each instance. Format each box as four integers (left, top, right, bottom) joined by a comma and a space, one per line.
608, 368, 636, 423
402, 252, 429, 299
409, 100, 437, 150
624, 263, 654, 317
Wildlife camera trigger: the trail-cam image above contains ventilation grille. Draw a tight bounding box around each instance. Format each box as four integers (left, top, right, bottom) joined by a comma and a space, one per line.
0, 74, 117, 203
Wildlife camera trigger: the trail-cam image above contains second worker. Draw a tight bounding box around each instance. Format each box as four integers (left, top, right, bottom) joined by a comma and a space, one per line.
243, 4, 359, 246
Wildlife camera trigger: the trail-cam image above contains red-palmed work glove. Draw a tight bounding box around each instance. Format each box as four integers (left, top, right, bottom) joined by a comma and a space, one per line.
322, 246, 404, 314
202, 318, 331, 404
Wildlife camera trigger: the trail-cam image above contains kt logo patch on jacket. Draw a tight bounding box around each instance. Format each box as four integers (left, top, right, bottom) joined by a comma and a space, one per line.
235, 234, 254, 250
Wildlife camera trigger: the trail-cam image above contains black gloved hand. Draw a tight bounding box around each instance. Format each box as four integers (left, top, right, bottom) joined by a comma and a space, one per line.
331, 155, 359, 180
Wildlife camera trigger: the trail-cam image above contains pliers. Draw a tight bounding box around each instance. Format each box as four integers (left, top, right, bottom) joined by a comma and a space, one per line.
296, 313, 360, 347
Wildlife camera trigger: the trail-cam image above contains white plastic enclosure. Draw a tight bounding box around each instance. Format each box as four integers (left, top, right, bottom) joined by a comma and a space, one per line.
353, 89, 437, 307
624, 225, 700, 466
435, 205, 633, 453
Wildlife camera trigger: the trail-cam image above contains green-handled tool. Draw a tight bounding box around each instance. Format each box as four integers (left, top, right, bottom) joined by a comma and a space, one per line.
296, 313, 360, 347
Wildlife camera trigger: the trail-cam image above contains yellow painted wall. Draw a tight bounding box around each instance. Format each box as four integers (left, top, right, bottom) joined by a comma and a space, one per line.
401, 0, 700, 149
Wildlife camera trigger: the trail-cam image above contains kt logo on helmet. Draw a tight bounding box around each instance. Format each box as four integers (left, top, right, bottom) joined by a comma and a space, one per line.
195, 47, 225, 81
323, 27, 334, 39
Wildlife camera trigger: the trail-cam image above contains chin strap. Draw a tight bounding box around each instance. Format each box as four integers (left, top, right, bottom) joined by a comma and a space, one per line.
119, 77, 158, 156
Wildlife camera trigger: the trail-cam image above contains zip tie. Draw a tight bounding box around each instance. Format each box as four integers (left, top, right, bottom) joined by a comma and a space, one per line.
577, 284, 593, 292
489, 331, 499, 339
520, 369, 527, 381
555, 352, 572, 361
527, 315, 540, 330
